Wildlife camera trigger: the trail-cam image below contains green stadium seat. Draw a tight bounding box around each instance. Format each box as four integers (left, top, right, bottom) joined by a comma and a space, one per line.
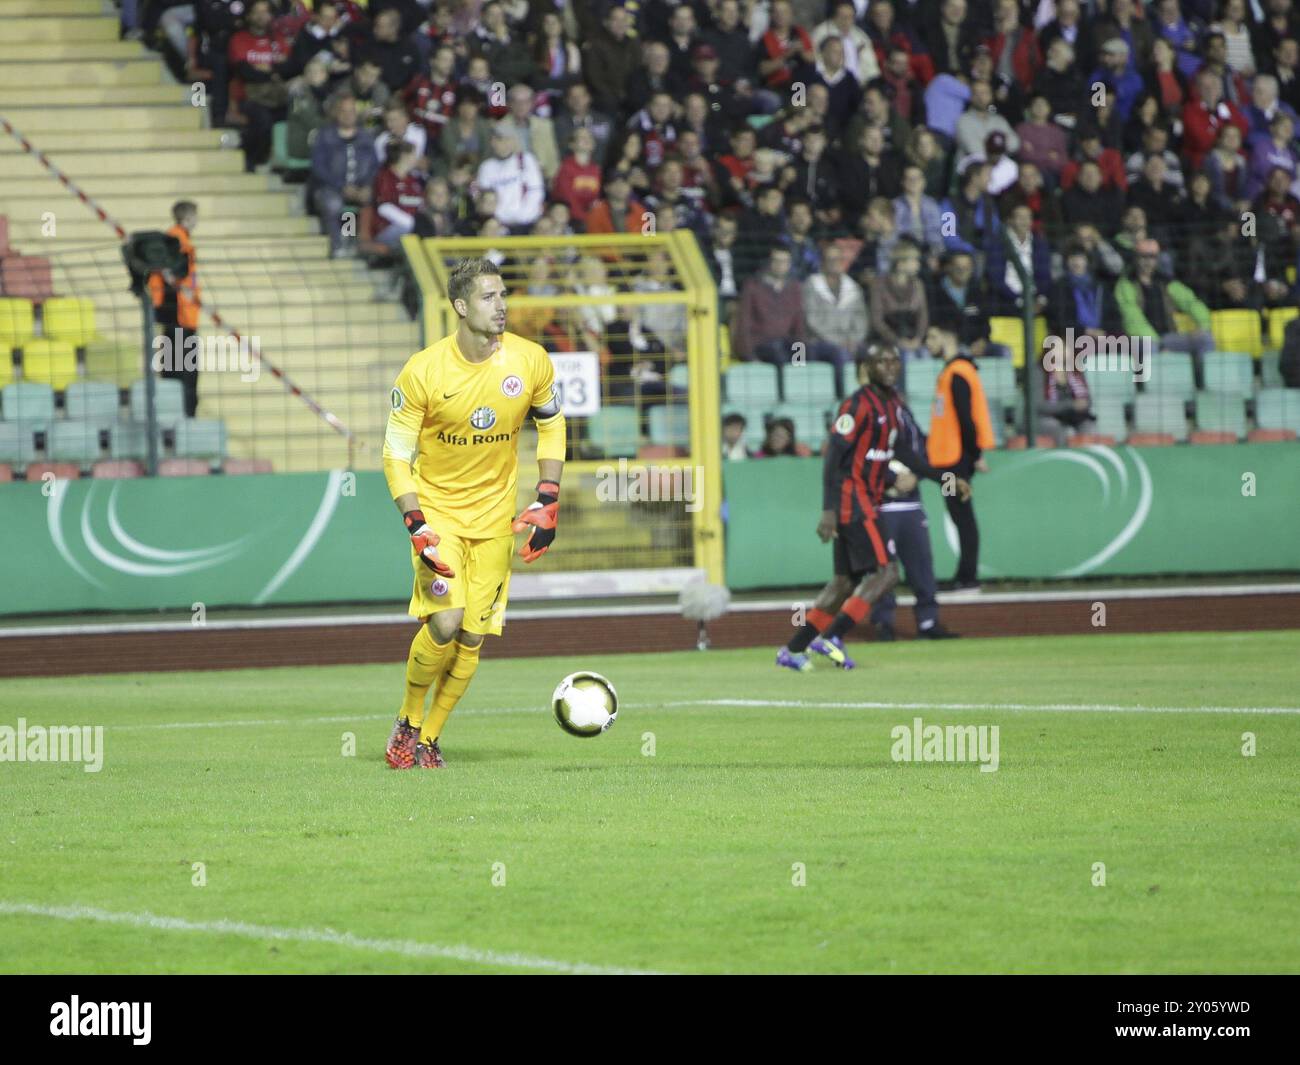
41, 297, 96, 346
20, 339, 78, 390
668, 362, 691, 390
1133, 394, 1189, 441
1090, 397, 1129, 442
908, 397, 931, 434
109, 421, 163, 461
0, 297, 35, 348
84, 340, 140, 388
584, 407, 640, 457
1194, 393, 1247, 439
724, 363, 780, 407
1259, 353, 1284, 389
978, 358, 1016, 410
0, 420, 42, 467
1145, 351, 1195, 398
903, 357, 942, 407
128, 378, 186, 427
64, 380, 120, 426
768, 402, 831, 449
174, 418, 228, 460
1267, 306, 1298, 352
780, 361, 836, 405
47, 420, 106, 465
271, 121, 311, 173
1, 381, 55, 424
1255, 388, 1300, 434
647, 404, 690, 448
1085, 366, 1137, 403
1202, 352, 1253, 395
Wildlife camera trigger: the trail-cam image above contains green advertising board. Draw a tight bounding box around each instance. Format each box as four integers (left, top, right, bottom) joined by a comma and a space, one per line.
724, 443, 1300, 589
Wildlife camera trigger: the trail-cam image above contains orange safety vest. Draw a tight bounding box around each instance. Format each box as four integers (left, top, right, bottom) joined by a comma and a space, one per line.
927, 356, 996, 468
147, 223, 200, 329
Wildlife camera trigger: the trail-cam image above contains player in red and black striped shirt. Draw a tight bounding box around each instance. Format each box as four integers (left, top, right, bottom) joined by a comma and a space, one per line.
777, 344, 925, 672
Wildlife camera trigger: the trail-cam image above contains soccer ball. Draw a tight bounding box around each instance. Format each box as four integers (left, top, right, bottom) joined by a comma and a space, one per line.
552, 671, 619, 737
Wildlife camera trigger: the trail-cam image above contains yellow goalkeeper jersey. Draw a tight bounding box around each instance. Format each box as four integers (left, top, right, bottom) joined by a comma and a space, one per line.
383, 330, 559, 537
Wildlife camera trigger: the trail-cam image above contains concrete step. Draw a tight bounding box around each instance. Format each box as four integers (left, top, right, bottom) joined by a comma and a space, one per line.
0, 40, 146, 62
5, 17, 120, 43
0, 174, 269, 201
0, 106, 201, 134
0, 129, 224, 154
0, 0, 106, 14
0, 58, 161, 86
3, 148, 242, 178
7, 216, 317, 242
2, 191, 296, 220
2, 85, 185, 106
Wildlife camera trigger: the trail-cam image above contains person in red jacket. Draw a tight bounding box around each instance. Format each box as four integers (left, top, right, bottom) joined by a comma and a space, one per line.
373, 140, 426, 249
402, 42, 459, 142
552, 128, 602, 227
1059, 125, 1129, 191
1182, 66, 1251, 170
757, 0, 814, 91
228, 0, 291, 171
983, 0, 1042, 93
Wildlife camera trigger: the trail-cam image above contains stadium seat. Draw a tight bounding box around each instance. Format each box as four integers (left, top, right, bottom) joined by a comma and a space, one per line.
110, 422, 163, 461
0, 350, 13, 391
718, 324, 732, 368
1254, 389, 1300, 434
1202, 352, 1253, 395
1085, 365, 1137, 403
271, 121, 312, 174
909, 399, 931, 434
174, 418, 228, 460
1267, 307, 1298, 352
64, 380, 120, 426
20, 339, 78, 390
41, 298, 96, 347
1247, 428, 1297, 443
0, 297, 35, 348
647, 404, 690, 448
1144, 352, 1195, 398
1125, 432, 1177, 446
1260, 354, 1284, 389
903, 358, 942, 407
0, 420, 42, 467
978, 358, 1016, 417
583, 407, 640, 457
92, 460, 145, 479
724, 363, 780, 407
1210, 309, 1263, 358
1194, 394, 1248, 439
1067, 432, 1117, 447
987, 316, 1047, 369
159, 458, 211, 477
47, 420, 106, 465
1133, 394, 1190, 441
1, 381, 56, 425
768, 402, 831, 449
1090, 397, 1129, 442
24, 461, 80, 482
780, 361, 836, 405
222, 458, 274, 475
84, 340, 141, 388
128, 377, 186, 427
667, 362, 690, 390
0, 256, 53, 302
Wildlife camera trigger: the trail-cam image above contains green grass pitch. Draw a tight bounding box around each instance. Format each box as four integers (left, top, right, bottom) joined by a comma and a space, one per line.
1, 630, 1297, 974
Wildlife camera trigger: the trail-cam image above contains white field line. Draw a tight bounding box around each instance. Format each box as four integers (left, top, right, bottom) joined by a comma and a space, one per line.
101, 698, 1300, 732
0, 902, 660, 976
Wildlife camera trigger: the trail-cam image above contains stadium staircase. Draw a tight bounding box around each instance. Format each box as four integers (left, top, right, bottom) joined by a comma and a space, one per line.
0, 0, 419, 474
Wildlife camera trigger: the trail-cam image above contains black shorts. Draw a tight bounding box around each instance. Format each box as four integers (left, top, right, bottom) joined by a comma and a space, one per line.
833, 519, 895, 577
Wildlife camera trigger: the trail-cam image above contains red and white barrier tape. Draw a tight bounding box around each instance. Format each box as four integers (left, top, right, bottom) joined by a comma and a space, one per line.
0, 114, 360, 449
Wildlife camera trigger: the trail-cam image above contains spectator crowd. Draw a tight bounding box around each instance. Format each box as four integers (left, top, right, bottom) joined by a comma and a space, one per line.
133, 0, 1300, 423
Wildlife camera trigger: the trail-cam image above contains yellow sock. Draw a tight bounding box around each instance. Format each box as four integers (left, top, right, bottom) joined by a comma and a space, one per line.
420, 640, 481, 743
401, 626, 455, 727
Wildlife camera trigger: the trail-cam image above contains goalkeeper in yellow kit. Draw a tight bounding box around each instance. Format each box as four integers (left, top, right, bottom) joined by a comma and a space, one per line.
382, 257, 566, 769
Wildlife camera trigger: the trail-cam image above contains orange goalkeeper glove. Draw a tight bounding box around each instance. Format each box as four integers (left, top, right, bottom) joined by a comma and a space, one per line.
403, 509, 455, 578
512, 481, 559, 562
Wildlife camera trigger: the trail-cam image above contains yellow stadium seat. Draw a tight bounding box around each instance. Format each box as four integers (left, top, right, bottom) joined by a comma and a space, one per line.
0, 298, 36, 347
1268, 306, 1298, 352
84, 339, 140, 388
989, 316, 1047, 368
719, 323, 732, 370
1210, 309, 1263, 358
21, 338, 79, 390
42, 297, 96, 346
0, 351, 14, 390
1173, 312, 1195, 333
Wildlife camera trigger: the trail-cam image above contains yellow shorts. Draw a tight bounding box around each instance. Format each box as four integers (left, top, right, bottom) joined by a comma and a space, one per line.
408, 531, 514, 636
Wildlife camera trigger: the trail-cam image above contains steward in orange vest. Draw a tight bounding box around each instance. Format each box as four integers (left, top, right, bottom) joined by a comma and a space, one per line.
148, 203, 200, 330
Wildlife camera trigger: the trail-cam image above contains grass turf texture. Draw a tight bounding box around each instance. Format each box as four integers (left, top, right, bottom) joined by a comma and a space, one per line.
1, 630, 1297, 974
